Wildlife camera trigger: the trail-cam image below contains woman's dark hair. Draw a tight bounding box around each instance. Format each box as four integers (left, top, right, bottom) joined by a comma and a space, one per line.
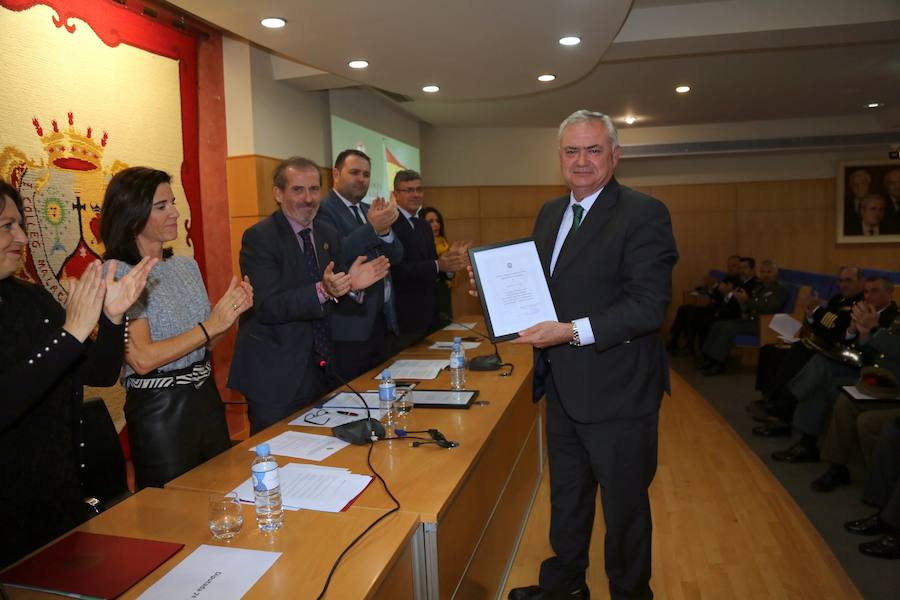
100, 167, 173, 264
0, 179, 24, 216
419, 206, 445, 238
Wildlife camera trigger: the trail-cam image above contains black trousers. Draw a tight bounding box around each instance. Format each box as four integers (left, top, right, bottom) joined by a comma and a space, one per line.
863, 421, 900, 527
247, 359, 327, 435
125, 376, 231, 490
333, 312, 390, 382
541, 371, 659, 600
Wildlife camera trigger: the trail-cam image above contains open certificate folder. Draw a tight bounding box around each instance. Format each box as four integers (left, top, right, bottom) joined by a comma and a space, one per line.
232, 463, 372, 512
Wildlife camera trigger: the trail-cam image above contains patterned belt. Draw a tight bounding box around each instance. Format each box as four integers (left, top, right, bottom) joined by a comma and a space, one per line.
126, 361, 212, 390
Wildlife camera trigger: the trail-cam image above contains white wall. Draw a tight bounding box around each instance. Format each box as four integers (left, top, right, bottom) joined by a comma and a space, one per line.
422, 116, 893, 187
329, 88, 421, 149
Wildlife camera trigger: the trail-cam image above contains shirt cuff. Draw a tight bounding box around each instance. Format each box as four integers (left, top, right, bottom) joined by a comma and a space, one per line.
434, 260, 440, 274
573, 317, 595, 346
315, 281, 333, 304
379, 231, 395, 243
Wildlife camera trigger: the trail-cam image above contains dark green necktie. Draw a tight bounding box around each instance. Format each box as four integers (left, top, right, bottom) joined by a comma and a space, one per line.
566, 204, 584, 242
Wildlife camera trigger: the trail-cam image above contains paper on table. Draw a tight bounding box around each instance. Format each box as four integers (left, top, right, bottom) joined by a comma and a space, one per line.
232, 463, 372, 513
374, 358, 449, 380
137, 545, 280, 600
251, 431, 349, 461
442, 322, 477, 331
321, 392, 380, 410
842, 385, 900, 401
429, 340, 481, 350
769, 313, 802, 343
290, 404, 386, 428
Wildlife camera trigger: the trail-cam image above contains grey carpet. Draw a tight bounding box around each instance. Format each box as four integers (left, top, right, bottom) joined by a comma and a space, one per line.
670, 355, 899, 600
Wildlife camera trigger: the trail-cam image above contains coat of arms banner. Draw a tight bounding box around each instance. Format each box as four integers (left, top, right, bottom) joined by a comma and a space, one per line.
0, 0, 204, 303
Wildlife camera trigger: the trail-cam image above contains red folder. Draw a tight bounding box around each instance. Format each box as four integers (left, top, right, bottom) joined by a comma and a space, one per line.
0, 531, 184, 598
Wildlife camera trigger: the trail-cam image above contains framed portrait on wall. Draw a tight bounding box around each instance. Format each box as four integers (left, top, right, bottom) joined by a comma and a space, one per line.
836, 160, 900, 244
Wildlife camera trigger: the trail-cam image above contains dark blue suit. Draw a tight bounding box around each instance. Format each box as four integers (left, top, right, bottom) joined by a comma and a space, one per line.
228, 210, 344, 433
533, 178, 677, 598
316, 191, 403, 379
390, 213, 440, 339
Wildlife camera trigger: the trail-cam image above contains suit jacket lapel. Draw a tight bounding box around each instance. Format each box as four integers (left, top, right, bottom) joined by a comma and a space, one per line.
274, 210, 305, 276
538, 197, 568, 280
313, 222, 334, 276
551, 178, 621, 281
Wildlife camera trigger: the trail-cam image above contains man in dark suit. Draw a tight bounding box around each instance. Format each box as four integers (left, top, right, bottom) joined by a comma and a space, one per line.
844, 169, 871, 235
228, 157, 390, 434
883, 169, 900, 234
389, 169, 467, 346
317, 149, 403, 380
506, 110, 677, 600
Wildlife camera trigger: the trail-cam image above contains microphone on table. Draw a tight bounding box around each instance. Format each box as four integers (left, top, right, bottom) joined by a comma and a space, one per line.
317, 359, 385, 445
438, 314, 505, 372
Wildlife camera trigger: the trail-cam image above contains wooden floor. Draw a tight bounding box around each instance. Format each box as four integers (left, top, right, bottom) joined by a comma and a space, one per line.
502, 370, 861, 600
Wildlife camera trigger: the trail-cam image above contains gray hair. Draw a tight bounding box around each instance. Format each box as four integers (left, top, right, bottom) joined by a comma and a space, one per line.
273, 156, 321, 189
558, 110, 619, 149
866, 275, 894, 293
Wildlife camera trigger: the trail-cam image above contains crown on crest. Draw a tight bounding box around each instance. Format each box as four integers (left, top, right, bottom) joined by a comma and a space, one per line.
32, 112, 107, 171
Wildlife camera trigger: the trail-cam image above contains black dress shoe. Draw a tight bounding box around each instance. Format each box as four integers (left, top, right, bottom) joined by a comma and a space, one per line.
772, 442, 819, 463
810, 464, 850, 492
701, 362, 725, 376
752, 421, 791, 437
509, 585, 590, 600
845, 513, 893, 536
859, 534, 900, 559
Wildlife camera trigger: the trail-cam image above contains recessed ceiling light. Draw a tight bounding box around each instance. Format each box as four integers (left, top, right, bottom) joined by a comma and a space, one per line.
559, 36, 581, 46
866, 102, 885, 109
422, 85, 440, 93
348, 60, 369, 70
624, 115, 637, 125
675, 85, 691, 94
537, 74, 556, 82
260, 17, 286, 29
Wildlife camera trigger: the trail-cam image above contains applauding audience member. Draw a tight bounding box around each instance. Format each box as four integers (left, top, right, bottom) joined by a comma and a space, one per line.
0, 180, 154, 567
100, 167, 254, 489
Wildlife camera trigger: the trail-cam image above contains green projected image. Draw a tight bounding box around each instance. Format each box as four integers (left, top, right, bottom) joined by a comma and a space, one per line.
330, 115, 421, 202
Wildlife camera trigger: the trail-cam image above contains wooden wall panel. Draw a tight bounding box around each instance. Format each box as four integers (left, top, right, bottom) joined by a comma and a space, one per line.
481, 218, 535, 245
424, 187, 480, 219
479, 186, 566, 218
225, 156, 259, 217
650, 182, 738, 213
736, 180, 828, 211
736, 209, 826, 272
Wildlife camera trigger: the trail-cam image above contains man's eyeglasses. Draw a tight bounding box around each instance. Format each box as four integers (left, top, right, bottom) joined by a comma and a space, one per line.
303, 408, 330, 425
396, 187, 424, 194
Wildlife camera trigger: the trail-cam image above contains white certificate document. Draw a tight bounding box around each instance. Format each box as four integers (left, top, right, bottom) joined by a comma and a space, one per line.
470, 239, 558, 341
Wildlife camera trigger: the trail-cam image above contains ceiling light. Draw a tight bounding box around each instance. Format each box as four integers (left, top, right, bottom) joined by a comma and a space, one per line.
559, 36, 581, 46
260, 17, 286, 29
537, 74, 556, 82
675, 85, 691, 94
624, 115, 637, 125
422, 85, 440, 93
866, 102, 884, 109
348, 60, 369, 69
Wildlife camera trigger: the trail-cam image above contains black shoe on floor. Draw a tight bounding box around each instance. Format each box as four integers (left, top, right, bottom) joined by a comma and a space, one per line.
509, 585, 590, 600
845, 513, 892, 536
701, 362, 725, 376
859, 534, 900, 559
772, 442, 819, 463
810, 464, 850, 492
753, 421, 791, 437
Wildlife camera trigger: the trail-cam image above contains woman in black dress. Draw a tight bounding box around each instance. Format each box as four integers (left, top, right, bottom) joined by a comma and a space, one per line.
0, 180, 154, 567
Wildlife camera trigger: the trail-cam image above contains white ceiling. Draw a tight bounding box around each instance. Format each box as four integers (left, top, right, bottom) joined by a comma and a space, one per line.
170, 0, 900, 129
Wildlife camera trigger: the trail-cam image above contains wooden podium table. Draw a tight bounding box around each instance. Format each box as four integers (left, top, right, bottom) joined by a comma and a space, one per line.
167, 320, 543, 599
4, 486, 419, 599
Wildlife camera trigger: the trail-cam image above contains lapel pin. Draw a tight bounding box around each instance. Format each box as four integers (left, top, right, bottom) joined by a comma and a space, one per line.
322, 242, 330, 251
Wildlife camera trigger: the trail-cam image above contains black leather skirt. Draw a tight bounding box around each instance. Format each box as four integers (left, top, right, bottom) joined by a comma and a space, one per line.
124, 359, 231, 489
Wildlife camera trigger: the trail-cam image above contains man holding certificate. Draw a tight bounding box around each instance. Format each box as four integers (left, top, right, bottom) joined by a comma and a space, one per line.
494, 110, 678, 600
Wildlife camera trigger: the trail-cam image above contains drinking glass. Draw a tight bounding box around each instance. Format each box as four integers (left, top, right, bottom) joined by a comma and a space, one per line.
209, 492, 243, 540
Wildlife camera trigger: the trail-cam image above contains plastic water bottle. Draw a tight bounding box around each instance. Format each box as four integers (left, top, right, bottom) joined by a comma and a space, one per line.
450, 337, 467, 390
251, 443, 284, 532
379, 370, 397, 436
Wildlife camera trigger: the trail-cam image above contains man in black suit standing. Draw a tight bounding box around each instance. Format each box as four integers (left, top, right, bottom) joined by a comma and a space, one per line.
317, 149, 404, 380
507, 110, 677, 599
883, 168, 900, 234
389, 169, 467, 346
228, 157, 390, 434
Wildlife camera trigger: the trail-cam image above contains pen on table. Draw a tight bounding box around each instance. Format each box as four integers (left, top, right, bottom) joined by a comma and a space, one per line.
397, 383, 417, 402
336, 410, 359, 416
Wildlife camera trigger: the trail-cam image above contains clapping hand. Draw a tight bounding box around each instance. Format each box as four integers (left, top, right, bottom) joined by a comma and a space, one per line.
349, 255, 390, 292
438, 242, 469, 273
62, 261, 106, 342
207, 275, 254, 335
366, 197, 399, 235
851, 301, 879, 335
103, 256, 158, 324
322, 261, 352, 298
733, 288, 749, 303
467, 265, 478, 297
